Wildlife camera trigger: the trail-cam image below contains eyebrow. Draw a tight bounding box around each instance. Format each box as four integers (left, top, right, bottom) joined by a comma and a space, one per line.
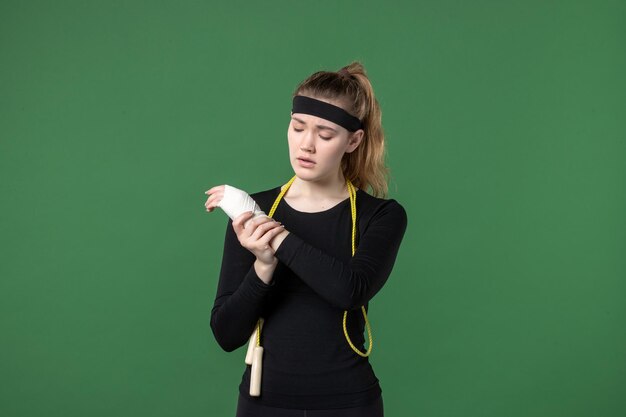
291, 116, 338, 133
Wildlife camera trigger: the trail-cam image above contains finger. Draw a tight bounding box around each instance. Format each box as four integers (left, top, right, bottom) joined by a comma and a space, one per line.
205, 193, 222, 209
206, 190, 223, 203
205, 185, 222, 194
249, 216, 275, 228
249, 219, 281, 239
233, 211, 254, 225
205, 195, 220, 211
205, 200, 216, 211
232, 211, 255, 234
207, 189, 225, 205
240, 216, 269, 235
253, 221, 282, 240
205, 185, 225, 195
258, 224, 285, 247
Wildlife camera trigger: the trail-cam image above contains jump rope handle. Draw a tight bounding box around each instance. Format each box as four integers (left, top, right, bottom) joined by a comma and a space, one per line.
245, 318, 264, 397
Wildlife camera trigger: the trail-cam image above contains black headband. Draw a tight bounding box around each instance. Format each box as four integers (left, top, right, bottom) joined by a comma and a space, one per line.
291, 95, 363, 132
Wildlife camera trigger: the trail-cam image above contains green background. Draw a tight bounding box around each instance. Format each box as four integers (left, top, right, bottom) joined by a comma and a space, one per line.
1, 1, 624, 416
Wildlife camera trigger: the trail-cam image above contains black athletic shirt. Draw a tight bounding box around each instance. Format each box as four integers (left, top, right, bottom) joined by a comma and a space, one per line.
210, 185, 408, 409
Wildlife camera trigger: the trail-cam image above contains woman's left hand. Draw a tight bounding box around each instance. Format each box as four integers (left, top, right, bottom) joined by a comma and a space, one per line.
232, 211, 285, 265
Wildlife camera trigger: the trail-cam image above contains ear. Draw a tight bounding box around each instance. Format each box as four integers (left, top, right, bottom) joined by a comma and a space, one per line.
345, 129, 364, 153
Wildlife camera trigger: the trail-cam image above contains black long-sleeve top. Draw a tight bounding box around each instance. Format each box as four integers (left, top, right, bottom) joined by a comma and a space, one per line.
210, 185, 408, 409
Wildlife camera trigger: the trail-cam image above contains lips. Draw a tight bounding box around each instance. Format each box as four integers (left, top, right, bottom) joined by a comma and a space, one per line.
297, 157, 316, 168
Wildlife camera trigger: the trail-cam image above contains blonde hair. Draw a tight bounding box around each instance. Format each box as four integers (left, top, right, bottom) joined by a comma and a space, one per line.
293, 61, 389, 198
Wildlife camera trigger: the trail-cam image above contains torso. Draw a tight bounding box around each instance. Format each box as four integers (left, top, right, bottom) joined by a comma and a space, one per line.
226, 185, 406, 409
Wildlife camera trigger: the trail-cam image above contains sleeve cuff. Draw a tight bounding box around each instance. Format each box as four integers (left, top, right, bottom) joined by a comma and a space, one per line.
274, 232, 304, 267
238, 266, 275, 303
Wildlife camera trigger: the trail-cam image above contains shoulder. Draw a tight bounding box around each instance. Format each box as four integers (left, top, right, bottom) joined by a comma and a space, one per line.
356, 189, 407, 216
356, 189, 408, 229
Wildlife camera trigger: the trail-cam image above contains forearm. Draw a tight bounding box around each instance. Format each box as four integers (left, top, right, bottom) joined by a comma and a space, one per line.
273, 202, 407, 310
211, 219, 275, 352
212, 241, 282, 351
274, 233, 383, 310
210, 266, 273, 351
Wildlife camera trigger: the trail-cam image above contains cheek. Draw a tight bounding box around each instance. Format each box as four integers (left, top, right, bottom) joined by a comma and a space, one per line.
287, 133, 297, 155
309, 146, 338, 167
322, 141, 348, 159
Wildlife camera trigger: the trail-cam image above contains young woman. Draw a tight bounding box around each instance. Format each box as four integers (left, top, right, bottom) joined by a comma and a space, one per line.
204, 62, 407, 417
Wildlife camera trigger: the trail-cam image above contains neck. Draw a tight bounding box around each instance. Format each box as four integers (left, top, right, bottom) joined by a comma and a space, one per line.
289, 171, 348, 199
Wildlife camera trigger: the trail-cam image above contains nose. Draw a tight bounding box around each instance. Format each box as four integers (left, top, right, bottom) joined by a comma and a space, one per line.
300, 130, 315, 153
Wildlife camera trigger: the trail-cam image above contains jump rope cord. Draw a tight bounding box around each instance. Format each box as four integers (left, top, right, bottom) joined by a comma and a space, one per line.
256, 175, 373, 357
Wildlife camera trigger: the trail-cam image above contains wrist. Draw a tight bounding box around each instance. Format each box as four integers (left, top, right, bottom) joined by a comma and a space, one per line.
254, 258, 277, 284
270, 229, 290, 252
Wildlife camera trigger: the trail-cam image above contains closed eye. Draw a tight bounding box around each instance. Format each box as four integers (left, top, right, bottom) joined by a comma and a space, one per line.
292, 126, 333, 140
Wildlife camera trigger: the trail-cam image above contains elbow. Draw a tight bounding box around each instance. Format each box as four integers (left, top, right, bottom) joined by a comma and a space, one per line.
336, 300, 366, 311
332, 277, 372, 310
333, 293, 368, 311
216, 340, 239, 353
211, 324, 240, 352
210, 316, 244, 353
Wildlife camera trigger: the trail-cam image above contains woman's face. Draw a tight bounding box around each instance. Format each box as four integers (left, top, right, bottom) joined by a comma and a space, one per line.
287, 96, 363, 184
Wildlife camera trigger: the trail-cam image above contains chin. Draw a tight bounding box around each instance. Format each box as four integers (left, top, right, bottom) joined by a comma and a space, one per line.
290, 165, 317, 181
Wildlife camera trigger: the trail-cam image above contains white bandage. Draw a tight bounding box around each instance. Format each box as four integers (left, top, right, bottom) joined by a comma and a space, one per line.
217, 185, 267, 225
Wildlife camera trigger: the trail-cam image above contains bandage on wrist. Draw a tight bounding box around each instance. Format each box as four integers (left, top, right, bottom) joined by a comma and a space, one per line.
217, 185, 267, 226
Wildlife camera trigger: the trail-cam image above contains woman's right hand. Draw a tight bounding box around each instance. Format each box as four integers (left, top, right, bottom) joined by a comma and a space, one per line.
232, 211, 284, 266
204, 185, 225, 212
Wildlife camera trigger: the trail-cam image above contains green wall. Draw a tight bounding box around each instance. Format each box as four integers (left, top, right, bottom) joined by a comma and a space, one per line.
1, 1, 624, 416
